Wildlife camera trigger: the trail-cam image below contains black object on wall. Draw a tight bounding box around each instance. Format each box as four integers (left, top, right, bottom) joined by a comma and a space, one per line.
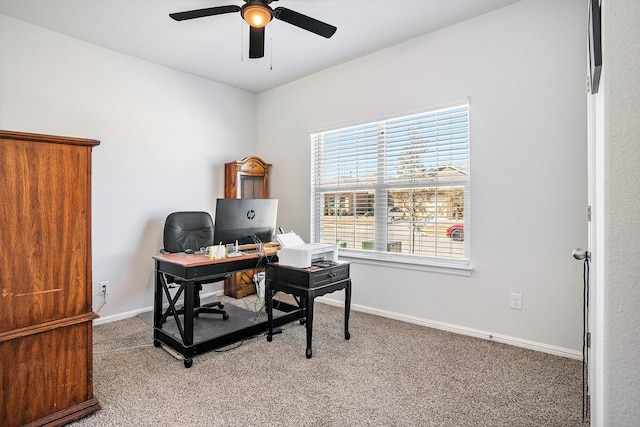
588, 0, 602, 94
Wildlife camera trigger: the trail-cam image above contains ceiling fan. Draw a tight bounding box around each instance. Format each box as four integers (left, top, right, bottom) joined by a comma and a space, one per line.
169, 0, 337, 59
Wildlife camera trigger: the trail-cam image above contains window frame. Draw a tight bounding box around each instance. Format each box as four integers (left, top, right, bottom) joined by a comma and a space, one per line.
310, 102, 472, 275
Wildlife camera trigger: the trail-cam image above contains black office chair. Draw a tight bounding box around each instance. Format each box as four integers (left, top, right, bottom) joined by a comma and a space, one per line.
161, 211, 229, 320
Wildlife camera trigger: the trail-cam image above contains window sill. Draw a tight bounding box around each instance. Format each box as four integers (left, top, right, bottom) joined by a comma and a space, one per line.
338, 250, 473, 277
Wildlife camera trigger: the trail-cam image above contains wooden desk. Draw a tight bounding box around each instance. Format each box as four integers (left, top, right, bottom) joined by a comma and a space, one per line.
265, 261, 351, 358
153, 249, 303, 367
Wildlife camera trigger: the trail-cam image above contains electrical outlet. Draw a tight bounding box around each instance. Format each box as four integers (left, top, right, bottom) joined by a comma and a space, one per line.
99, 281, 109, 297
510, 293, 522, 310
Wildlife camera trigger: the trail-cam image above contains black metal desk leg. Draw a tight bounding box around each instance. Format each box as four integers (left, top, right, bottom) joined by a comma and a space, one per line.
182, 280, 195, 368
153, 264, 163, 348
266, 279, 274, 342
345, 280, 351, 340
183, 281, 194, 347
153, 266, 161, 329
306, 296, 314, 359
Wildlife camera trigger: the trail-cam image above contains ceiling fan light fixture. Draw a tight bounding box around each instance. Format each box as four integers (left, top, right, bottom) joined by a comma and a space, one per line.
242, 4, 273, 28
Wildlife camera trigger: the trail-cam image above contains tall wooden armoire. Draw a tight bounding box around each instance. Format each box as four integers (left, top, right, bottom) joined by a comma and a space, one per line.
224, 156, 271, 298
0, 130, 101, 427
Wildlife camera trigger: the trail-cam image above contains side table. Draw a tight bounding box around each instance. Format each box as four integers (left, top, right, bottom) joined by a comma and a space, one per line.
265, 261, 351, 358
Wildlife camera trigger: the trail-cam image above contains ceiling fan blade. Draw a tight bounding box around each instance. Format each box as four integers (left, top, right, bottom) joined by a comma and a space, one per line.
273, 7, 337, 38
249, 26, 265, 58
169, 5, 241, 21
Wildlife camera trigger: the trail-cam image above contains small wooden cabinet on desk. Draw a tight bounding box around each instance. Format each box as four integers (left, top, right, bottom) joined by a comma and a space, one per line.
224, 156, 272, 298
0, 130, 101, 427
224, 155, 271, 199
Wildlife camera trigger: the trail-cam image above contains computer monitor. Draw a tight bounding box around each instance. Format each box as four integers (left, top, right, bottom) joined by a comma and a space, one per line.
213, 198, 278, 246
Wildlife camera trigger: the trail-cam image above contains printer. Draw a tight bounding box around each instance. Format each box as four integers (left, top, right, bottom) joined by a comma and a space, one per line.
276, 233, 338, 268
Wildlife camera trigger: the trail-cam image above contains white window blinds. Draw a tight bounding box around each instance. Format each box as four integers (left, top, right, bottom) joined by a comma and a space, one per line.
311, 104, 469, 266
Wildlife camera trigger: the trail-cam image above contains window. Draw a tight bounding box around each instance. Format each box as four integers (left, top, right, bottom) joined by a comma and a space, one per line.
310, 104, 469, 269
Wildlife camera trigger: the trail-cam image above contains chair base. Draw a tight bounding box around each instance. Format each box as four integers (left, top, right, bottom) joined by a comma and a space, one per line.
177, 301, 229, 320
195, 302, 229, 320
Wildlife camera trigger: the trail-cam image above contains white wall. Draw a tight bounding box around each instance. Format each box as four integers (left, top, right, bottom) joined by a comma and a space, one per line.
4, 2, 638, 423
257, 0, 588, 354
593, 1, 640, 425
0, 15, 257, 318
0, 0, 592, 354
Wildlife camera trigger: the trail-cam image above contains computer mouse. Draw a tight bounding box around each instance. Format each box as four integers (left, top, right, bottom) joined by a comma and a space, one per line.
184, 249, 194, 254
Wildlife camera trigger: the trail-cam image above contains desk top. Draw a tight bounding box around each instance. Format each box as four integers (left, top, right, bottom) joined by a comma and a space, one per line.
153, 246, 279, 268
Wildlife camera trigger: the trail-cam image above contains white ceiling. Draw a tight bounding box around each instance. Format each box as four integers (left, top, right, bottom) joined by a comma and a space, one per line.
0, 0, 521, 93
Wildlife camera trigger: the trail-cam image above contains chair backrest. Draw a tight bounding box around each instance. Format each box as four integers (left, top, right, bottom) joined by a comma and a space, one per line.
163, 211, 214, 253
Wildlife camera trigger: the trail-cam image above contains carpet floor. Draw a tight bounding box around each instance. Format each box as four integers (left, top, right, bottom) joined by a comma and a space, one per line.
70, 296, 588, 426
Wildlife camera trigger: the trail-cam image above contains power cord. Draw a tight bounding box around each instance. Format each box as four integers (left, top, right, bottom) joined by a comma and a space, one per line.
213, 330, 268, 352
94, 344, 153, 354
213, 235, 280, 354
95, 288, 108, 314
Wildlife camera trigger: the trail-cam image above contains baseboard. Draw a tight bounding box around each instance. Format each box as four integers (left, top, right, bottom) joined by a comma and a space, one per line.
316, 296, 582, 360
93, 307, 150, 325
93, 290, 225, 326
93, 292, 581, 360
